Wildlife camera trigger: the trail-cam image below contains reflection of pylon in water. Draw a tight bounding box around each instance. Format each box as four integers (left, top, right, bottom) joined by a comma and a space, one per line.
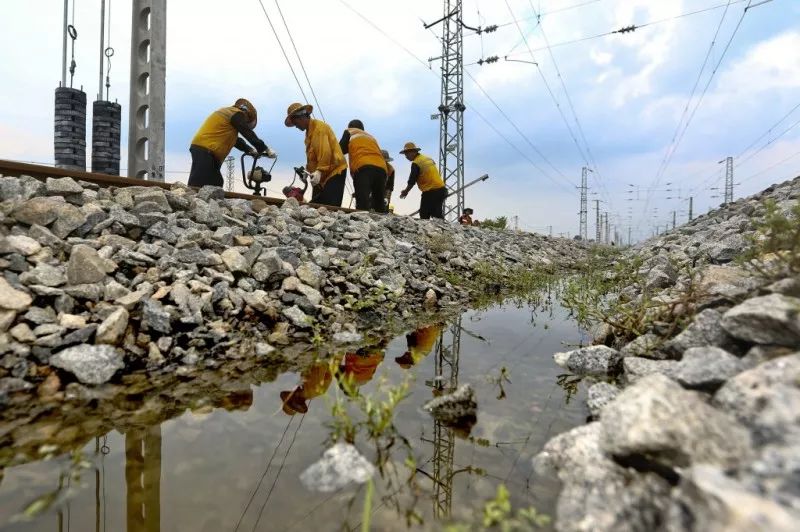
422, 317, 461, 519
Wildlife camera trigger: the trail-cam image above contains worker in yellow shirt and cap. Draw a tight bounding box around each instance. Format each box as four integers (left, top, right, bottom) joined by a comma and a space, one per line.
339, 119, 388, 212
188, 98, 275, 187
398, 142, 447, 220
285, 102, 348, 206
395, 324, 443, 368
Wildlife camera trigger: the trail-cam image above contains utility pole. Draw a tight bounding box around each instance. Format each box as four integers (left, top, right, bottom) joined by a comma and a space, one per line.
594, 199, 601, 242
225, 156, 235, 192
513, 215, 519, 232
579, 167, 590, 240
548, 225, 553, 237
688, 196, 693, 221
628, 226, 632, 246
128, 0, 166, 181
672, 210, 676, 230
427, 1, 466, 221
723, 156, 734, 205
604, 213, 610, 244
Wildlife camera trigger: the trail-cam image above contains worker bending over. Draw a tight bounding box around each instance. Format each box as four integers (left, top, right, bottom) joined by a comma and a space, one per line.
285, 103, 347, 206
382, 150, 395, 209
339, 120, 388, 212
398, 142, 447, 219
188, 98, 275, 187
459, 208, 474, 225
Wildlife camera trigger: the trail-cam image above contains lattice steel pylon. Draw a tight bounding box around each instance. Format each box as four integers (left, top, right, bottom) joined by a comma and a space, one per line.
225, 156, 235, 192
579, 167, 589, 240
421, 317, 462, 519
723, 156, 734, 205
436, 0, 466, 221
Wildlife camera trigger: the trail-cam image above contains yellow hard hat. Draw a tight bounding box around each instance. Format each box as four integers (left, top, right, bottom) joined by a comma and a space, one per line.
234, 98, 257, 127
399, 142, 421, 154
285, 102, 314, 127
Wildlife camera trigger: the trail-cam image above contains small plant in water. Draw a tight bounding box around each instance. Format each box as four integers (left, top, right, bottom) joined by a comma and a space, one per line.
444, 484, 551, 531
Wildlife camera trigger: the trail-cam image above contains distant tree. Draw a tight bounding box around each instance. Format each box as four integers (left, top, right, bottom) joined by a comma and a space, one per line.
480, 216, 508, 230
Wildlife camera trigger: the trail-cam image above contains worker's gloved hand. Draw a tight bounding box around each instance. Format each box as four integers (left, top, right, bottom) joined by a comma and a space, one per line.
247, 147, 260, 157
310, 171, 322, 186
253, 139, 268, 154
264, 147, 277, 159
399, 190, 408, 199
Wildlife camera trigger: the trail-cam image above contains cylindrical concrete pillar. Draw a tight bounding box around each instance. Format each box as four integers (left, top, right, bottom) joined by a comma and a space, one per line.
92, 100, 122, 175
54, 87, 87, 171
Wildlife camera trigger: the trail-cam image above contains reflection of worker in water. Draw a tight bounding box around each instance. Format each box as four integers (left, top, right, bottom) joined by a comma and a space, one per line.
338, 347, 385, 392
395, 325, 443, 368
280, 360, 336, 415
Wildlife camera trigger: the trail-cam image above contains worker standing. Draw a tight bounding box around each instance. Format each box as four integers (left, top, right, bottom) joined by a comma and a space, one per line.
285, 102, 347, 207
398, 142, 447, 219
339, 120, 388, 212
188, 98, 275, 187
382, 149, 395, 209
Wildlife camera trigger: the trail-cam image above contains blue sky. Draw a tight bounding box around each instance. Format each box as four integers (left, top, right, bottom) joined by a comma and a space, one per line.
1, 0, 799, 240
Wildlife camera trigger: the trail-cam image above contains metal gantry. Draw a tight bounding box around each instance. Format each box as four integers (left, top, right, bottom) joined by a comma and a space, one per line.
723, 156, 734, 205
436, 0, 466, 221
128, 0, 166, 181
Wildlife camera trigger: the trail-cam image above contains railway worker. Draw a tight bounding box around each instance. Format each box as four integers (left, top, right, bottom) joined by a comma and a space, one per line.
395, 324, 443, 369
285, 102, 348, 207
382, 149, 395, 209
188, 98, 276, 187
338, 120, 388, 212
279, 359, 338, 415
458, 208, 474, 225
397, 142, 447, 220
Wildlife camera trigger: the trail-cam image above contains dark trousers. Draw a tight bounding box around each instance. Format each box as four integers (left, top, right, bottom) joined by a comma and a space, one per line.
419, 187, 447, 219
188, 145, 223, 187
312, 170, 347, 207
353, 165, 388, 212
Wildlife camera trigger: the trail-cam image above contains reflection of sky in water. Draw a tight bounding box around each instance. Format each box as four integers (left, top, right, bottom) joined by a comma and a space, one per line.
0, 300, 590, 532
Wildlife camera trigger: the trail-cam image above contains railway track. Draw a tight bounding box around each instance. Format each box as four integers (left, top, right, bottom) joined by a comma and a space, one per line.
0, 159, 356, 213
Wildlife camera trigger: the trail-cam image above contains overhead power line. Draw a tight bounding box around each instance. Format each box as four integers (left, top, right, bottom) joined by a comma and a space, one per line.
272, 0, 326, 121
740, 148, 800, 184
500, 0, 750, 61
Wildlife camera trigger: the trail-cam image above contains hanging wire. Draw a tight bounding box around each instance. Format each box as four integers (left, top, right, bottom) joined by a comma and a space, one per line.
105, 0, 114, 100
68, 0, 78, 88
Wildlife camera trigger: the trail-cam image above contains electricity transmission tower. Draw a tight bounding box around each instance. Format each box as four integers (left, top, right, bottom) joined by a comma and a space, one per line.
723, 156, 734, 205
579, 167, 591, 240
594, 200, 602, 242
225, 156, 235, 192
427, 1, 466, 221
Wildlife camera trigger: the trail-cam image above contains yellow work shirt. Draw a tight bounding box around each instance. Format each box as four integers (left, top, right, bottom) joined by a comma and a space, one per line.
305, 119, 347, 187
412, 154, 445, 192
409, 324, 442, 364
345, 128, 387, 174
191, 106, 242, 163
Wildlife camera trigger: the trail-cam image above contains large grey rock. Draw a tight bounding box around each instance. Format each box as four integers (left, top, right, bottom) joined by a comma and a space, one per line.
5, 235, 41, 256
713, 353, 800, 446
423, 384, 477, 425
665, 308, 741, 356
554, 345, 622, 376
533, 423, 671, 532
51, 203, 88, 239
50, 344, 123, 385
671, 346, 746, 391
666, 465, 799, 532
721, 294, 800, 347
19, 263, 67, 287
96, 307, 129, 345
66, 244, 109, 285
220, 248, 249, 274
619, 333, 665, 359
282, 305, 310, 328
296, 261, 324, 288
696, 265, 761, 305
0, 277, 32, 311
11, 196, 63, 226
586, 382, 620, 418
622, 356, 678, 383
45, 176, 83, 195
299, 443, 375, 493
142, 299, 172, 334
600, 374, 753, 469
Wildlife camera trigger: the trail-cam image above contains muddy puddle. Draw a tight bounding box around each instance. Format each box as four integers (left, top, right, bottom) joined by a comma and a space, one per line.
0, 295, 590, 531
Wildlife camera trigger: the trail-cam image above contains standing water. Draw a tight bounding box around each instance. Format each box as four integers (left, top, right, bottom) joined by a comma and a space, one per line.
0, 295, 590, 531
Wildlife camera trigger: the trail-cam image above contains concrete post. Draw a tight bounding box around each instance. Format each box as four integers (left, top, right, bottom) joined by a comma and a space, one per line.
128, 0, 166, 181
